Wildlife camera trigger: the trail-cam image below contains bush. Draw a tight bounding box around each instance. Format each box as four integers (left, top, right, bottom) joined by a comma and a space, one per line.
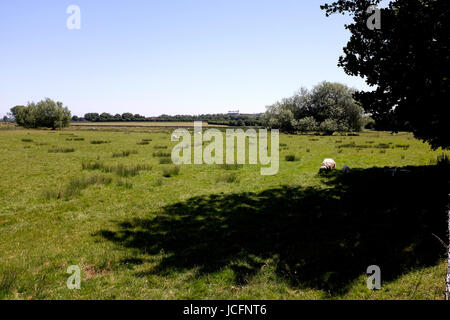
297, 117, 318, 132
11, 98, 71, 129
319, 119, 340, 135
262, 82, 364, 134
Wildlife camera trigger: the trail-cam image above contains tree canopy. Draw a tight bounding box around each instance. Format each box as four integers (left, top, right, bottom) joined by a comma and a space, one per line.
321, 0, 449, 149
11, 98, 71, 129
261, 82, 365, 134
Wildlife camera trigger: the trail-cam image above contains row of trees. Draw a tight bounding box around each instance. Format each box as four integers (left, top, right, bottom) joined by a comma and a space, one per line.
77, 112, 262, 126
261, 82, 366, 134
10, 99, 71, 129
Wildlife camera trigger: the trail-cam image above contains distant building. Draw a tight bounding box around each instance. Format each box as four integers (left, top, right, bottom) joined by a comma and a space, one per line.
228, 110, 240, 116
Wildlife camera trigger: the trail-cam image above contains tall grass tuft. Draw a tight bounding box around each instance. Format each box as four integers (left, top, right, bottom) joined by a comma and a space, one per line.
48, 148, 75, 153
217, 173, 239, 183
159, 157, 172, 164
116, 179, 133, 189
162, 166, 180, 177
0, 270, 17, 299
106, 164, 152, 177
153, 152, 171, 157
82, 160, 104, 170
285, 154, 298, 162
436, 154, 449, 168
44, 175, 112, 200
218, 164, 243, 170
82, 161, 152, 177
112, 150, 138, 158
91, 140, 109, 145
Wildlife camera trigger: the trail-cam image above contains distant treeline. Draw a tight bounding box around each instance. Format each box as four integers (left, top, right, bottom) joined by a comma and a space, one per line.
74, 113, 262, 127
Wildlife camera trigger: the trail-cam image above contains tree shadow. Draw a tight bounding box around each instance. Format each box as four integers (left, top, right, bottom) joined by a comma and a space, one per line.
97, 165, 449, 294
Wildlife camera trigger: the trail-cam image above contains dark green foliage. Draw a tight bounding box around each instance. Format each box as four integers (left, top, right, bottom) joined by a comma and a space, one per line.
11, 99, 71, 129
321, 0, 450, 149
262, 82, 364, 134
82, 112, 262, 126
91, 140, 109, 145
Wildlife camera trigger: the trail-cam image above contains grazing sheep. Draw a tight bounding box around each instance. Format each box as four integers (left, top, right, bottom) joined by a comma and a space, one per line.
171, 134, 180, 141
320, 158, 336, 172
342, 165, 351, 174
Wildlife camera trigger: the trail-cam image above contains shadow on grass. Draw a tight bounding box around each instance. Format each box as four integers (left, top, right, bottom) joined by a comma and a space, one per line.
97, 165, 449, 294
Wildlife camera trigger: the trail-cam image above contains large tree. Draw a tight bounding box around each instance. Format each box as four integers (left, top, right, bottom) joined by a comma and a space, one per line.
321, 0, 450, 149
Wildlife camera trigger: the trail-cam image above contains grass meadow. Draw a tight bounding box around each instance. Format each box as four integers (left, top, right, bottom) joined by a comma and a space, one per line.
0, 126, 448, 300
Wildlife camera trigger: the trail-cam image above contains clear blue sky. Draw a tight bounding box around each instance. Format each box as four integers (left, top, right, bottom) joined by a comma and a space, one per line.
0, 0, 370, 117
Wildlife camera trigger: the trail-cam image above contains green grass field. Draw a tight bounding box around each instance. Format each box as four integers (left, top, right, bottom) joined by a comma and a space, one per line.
0, 127, 448, 300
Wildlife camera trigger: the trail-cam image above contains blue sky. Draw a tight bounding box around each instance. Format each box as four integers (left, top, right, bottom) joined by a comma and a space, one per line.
0, 0, 371, 117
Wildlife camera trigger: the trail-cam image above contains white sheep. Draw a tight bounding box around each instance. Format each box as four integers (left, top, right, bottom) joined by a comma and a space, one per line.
320, 158, 336, 171
171, 134, 180, 141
